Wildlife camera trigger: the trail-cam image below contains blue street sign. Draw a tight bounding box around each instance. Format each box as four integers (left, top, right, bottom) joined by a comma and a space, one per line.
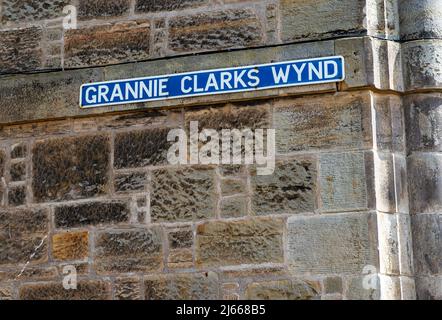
80, 56, 345, 108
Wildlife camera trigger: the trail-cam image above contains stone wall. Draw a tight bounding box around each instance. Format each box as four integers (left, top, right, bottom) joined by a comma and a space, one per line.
0, 0, 441, 300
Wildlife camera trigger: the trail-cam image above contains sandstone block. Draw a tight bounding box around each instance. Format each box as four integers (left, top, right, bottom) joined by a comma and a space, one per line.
54, 201, 129, 228
251, 159, 316, 215
115, 278, 142, 300
78, 0, 130, 19
399, 0, 442, 40
151, 166, 216, 222
95, 228, 163, 273
32, 135, 110, 202
1, 0, 69, 22
144, 272, 219, 300
135, 0, 207, 13
220, 196, 247, 218
287, 213, 378, 274
19, 281, 110, 300
114, 172, 147, 193
52, 231, 89, 261
169, 9, 262, 53
196, 217, 284, 267
245, 279, 320, 300
274, 92, 371, 152
65, 20, 150, 68
415, 276, 442, 300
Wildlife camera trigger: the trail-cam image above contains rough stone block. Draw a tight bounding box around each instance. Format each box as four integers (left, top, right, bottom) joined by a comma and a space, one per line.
411, 214, 441, 275
399, 0, 442, 40
32, 135, 110, 202
0, 209, 48, 265
274, 92, 371, 152
168, 229, 193, 249
78, 0, 131, 19
287, 213, 378, 274
245, 279, 320, 300
19, 281, 110, 300
404, 94, 442, 152
0, 27, 43, 74
169, 9, 263, 52
1, 0, 69, 22
324, 277, 343, 294
151, 166, 216, 222
280, 0, 366, 42
10, 162, 26, 182
251, 159, 316, 215
402, 40, 442, 91
407, 153, 442, 213
95, 228, 163, 273
114, 128, 170, 169
52, 231, 89, 261
346, 276, 380, 300
114, 172, 147, 193
196, 217, 284, 267
319, 152, 369, 212
8, 185, 26, 206
115, 278, 142, 300
10, 144, 27, 159
220, 196, 247, 218
54, 201, 129, 228
65, 20, 150, 68
135, 0, 207, 12
415, 276, 442, 300
144, 272, 219, 300
221, 179, 245, 196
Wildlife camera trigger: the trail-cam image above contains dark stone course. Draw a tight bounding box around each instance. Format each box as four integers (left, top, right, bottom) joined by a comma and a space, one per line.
54, 201, 129, 228
8, 186, 26, 206
10, 162, 26, 182
114, 172, 147, 193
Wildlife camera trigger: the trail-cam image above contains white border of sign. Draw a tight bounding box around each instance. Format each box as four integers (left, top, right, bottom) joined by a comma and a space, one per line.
79, 55, 345, 109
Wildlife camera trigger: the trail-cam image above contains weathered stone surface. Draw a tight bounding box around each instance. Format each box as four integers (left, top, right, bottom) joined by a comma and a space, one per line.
0, 27, 43, 74
185, 104, 269, 131
245, 279, 320, 300
95, 228, 163, 273
10, 162, 26, 182
251, 159, 316, 215
169, 9, 263, 52
8, 185, 26, 206
287, 213, 378, 274
280, 0, 366, 42
19, 281, 110, 300
136, 0, 207, 12
399, 0, 442, 40
168, 230, 193, 249
168, 249, 194, 269
32, 135, 110, 202
0, 68, 103, 124
65, 20, 150, 68
0, 208, 48, 266
404, 94, 442, 152
78, 0, 131, 19
151, 166, 216, 222
196, 217, 284, 267
324, 277, 343, 294
52, 231, 89, 261
402, 40, 442, 91
415, 276, 442, 300
54, 201, 129, 228
2, 266, 58, 282
115, 278, 142, 300
114, 128, 170, 169
411, 214, 441, 275
407, 153, 442, 213
114, 172, 147, 193
0, 150, 5, 178
319, 152, 368, 212
346, 275, 380, 300
274, 92, 371, 152
144, 272, 219, 300
221, 179, 245, 196
0, 284, 14, 300
1, 0, 69, 22
220, 196, 247, 218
